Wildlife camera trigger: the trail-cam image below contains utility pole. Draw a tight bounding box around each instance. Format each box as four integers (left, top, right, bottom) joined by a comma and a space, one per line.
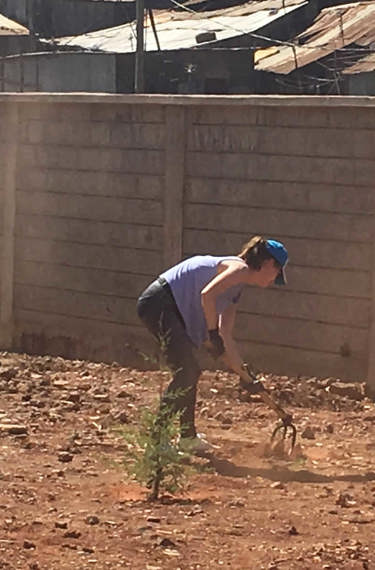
135, 0, 145, 93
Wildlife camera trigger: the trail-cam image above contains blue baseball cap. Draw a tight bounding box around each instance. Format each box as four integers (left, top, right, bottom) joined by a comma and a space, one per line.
265, 239, 288, 286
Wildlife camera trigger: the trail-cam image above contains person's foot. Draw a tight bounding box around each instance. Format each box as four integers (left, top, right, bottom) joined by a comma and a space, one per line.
181, 433, 218, 456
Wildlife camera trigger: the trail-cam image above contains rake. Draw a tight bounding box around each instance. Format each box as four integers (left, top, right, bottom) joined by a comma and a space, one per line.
239, 363, 297, 454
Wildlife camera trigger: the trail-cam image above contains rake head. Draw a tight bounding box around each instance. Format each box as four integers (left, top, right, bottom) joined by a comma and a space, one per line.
271, 420, 297, 455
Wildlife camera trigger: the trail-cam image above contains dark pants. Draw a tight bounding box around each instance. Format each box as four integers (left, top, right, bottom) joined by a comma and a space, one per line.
136, 278, 201, 438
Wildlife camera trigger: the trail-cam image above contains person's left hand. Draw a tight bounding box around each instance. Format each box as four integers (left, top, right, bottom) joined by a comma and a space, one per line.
207, 328, 225, 358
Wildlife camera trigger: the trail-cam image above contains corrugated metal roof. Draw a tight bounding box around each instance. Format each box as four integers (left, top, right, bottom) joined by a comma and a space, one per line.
0, 14, 29, 36
51, 0, 306, 52
256, 2, 375, 74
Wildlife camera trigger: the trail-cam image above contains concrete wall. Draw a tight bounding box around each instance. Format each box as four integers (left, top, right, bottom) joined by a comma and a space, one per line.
1, 53, 117, 92
1, 94, 375, 389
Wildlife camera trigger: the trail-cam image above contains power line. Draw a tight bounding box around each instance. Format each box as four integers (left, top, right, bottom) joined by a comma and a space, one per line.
167, 0, 375, 56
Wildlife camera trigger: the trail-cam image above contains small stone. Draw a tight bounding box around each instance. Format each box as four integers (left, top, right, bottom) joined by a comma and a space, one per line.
222, 416, 233, 425
147, 516, 161, 523
23, 539, 36, 549
270, 481, 285, 490
114, 411, 129, 424
157, 537, 176, 548
116, 390, 131, 398
0, 367, 17, 381
301, 426, 316, 440
228, 499, 245, 507
53, 380, 69, 389
63, 530, 81, 539
288, 526, 299, 535
58, 452, 73, 463
329, 382, 364, 401
68, 391, 81, 403
0, 424, 28, 435
93, 394, 111, 402
85, 515, 100, 525
55, 521, 68, 529
336, 492, 356, 508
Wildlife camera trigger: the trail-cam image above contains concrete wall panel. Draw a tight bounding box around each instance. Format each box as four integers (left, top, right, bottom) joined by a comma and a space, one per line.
16, 215, 162, 250
186, 152, 375, 186
187, 125, 375, 160
15, 261, 152, 300
17, 169, 163, 200
186, 179, 375, 214
1, 94, 375, 384
17, 191, 163, 226
184, 204, 373, 242
15, 238, 161, 277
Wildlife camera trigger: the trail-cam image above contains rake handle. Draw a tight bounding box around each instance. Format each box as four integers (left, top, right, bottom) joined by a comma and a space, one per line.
238, 364, 292, 424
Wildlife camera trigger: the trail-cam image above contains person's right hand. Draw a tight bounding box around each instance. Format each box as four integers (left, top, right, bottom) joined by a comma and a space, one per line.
239, 377, 266, 394
207, 328, 225, 358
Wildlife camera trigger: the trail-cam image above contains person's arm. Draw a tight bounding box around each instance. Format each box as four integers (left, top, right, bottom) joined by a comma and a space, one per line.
201, 263, 248, 330
220, 304, 269, 396
201, 262, 248, 357
218, 303, 244, 376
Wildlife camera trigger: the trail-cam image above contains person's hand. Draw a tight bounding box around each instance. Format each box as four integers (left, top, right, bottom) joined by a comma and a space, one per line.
207, 328, 225, 358
239, 377, 266, 394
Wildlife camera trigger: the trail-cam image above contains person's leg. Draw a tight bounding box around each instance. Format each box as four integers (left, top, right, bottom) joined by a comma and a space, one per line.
137, 280, 201, 438
159, 308, 201, 438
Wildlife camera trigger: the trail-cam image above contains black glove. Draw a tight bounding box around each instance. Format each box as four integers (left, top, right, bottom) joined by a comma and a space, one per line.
207, 328, 225, 358
239, 377, 266, 395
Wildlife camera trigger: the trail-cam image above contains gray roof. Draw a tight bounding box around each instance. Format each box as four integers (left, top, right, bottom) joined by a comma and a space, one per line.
50, 0, 306, 52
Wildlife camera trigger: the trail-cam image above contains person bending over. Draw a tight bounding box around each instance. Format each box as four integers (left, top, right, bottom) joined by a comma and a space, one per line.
136, 235, 288, 452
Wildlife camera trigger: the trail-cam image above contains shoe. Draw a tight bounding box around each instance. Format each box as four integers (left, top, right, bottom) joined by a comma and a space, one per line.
182, 433, 218, 455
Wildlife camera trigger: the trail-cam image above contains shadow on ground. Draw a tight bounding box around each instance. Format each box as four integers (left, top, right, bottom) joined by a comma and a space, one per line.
207, 455, 375, 484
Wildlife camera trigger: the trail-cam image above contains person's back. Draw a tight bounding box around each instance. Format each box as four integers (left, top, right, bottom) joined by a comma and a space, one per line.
160, 255, 243, 347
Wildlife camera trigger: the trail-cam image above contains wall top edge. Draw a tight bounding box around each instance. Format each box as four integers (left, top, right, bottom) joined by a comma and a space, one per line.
1, 93, 375, 108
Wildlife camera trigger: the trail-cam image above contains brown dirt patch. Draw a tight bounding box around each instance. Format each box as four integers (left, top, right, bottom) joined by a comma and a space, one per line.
0, 352, 374, 569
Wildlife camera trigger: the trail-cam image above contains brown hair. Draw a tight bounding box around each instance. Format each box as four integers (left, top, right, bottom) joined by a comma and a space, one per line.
238, 235, 278, 270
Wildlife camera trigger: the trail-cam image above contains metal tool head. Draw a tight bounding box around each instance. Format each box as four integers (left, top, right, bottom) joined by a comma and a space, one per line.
271, 421, 297, 455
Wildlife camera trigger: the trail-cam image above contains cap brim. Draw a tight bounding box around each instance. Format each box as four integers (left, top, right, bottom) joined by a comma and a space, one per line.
275, 267, 286, 286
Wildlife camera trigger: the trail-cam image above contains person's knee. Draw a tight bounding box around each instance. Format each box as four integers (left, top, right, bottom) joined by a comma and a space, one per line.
178, 360, 201, 386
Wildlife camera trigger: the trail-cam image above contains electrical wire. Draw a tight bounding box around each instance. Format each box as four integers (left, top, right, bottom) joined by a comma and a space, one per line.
29, 0, 375, 90
167, 0, 375, 56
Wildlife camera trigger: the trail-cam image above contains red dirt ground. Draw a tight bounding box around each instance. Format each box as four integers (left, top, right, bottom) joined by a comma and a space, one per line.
0, 351, 374, 570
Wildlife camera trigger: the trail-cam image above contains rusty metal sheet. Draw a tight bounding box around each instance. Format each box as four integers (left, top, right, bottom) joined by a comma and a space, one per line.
256, 2, 375, 74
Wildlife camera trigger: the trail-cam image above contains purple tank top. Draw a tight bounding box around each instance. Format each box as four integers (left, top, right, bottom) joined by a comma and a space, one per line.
160, 255, 244, 347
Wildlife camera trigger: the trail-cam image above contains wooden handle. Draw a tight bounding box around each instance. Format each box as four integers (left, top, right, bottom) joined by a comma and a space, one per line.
238, 365, 290, 422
